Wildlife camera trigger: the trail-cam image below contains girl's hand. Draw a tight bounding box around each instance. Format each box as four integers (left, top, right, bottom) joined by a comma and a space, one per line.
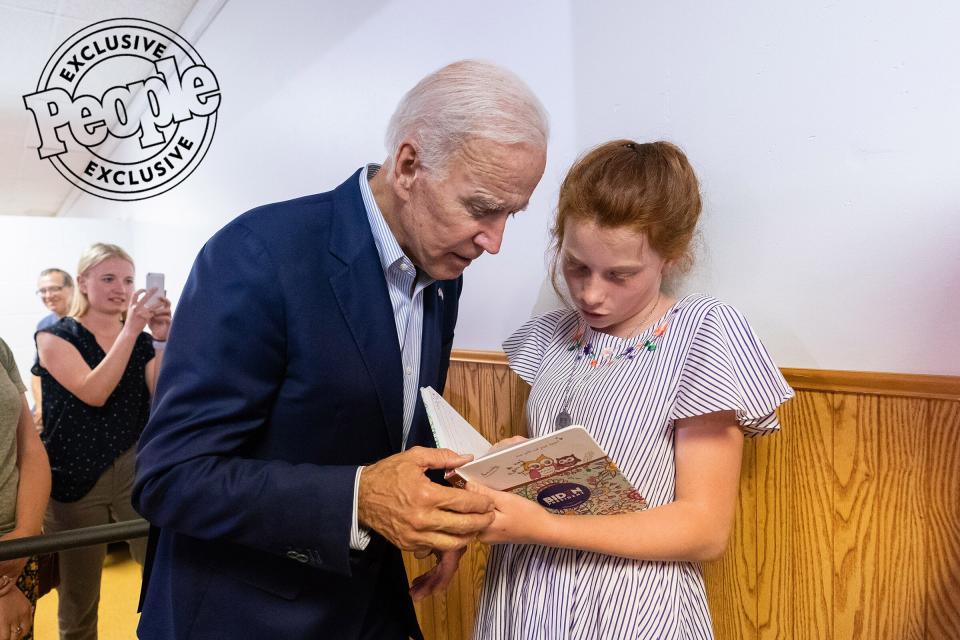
147, 297, 172, 341
466, 482, 554, 545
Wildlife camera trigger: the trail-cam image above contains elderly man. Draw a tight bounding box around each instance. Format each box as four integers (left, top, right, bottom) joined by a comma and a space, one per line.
32, 268, 74, 429
133, 60, 548, 639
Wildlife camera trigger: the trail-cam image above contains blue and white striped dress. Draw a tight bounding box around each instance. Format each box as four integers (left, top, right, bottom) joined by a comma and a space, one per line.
474, 294, 794, 640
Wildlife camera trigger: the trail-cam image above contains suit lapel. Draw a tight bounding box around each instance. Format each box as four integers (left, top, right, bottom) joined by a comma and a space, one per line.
327, 171, 404, 453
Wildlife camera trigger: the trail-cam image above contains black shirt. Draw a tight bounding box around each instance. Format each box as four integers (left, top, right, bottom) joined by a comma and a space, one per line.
33, 317, 155, 502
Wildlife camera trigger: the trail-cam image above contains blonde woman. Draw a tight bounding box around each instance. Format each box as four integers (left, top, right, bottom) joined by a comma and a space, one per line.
33, 243, 170, 640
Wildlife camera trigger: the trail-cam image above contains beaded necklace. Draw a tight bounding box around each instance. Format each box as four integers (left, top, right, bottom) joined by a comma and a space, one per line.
554, 295, 676, 428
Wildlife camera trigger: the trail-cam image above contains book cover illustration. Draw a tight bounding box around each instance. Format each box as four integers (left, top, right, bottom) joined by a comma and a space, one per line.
506, 455, 647, 515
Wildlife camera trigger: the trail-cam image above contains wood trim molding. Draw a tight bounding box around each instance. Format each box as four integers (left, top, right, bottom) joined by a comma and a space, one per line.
450, 349, 960, 401
450, 349, 508, 365
779, 368, 960, 401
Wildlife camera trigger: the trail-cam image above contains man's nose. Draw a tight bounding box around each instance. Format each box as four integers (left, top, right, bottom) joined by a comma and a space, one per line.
475, 216, 508, 255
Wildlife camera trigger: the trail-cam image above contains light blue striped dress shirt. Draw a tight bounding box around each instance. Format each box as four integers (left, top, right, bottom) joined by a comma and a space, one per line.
350, 164, 436, 550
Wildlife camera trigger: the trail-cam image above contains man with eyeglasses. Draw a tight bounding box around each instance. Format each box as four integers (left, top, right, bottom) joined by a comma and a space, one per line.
35, 268, 74, 330
32, 268, 74, 430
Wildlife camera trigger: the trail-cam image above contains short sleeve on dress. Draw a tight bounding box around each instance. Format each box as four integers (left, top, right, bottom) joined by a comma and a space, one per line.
503, 309, 569, 386
31, 318, 79, 377
671, 304, 794, 436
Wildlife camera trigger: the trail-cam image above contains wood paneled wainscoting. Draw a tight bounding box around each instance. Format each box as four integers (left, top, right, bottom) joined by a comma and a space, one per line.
402, 351, 960, 639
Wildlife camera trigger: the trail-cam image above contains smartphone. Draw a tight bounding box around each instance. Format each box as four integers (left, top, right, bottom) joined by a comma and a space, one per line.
145, 272, 165, 309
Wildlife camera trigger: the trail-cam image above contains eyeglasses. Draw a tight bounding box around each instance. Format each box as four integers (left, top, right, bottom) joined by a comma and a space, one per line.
36, 286, 65, 296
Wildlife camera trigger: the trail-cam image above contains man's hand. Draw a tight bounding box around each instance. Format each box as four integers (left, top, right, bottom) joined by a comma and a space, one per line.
358, 447, 495, 552
408, 547, 466, 601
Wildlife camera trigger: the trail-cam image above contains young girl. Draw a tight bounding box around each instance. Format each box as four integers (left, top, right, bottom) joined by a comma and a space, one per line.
34, 243, 170, 639
472, 141, 793, 640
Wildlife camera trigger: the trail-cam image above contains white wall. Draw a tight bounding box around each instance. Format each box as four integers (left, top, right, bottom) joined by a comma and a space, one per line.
5, 0, 958, 376
63, 0, 580, 355
569, 1, 960, 375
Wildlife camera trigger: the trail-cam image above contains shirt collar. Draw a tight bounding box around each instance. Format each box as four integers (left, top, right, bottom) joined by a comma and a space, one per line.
359, 164, 435, 290
359, 163, 411, 274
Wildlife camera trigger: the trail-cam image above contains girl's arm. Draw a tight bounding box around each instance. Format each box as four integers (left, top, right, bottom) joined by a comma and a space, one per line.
472, 409, 745, 562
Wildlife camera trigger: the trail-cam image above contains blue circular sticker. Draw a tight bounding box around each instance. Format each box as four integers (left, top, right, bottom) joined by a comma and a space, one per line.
536, 482, 591, 510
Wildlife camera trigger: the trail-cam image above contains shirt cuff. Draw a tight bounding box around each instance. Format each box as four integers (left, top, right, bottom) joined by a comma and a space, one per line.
349, 466, 371, 551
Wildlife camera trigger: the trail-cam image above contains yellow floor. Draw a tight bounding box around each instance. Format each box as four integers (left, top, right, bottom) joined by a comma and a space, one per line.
35, 547, 141, 639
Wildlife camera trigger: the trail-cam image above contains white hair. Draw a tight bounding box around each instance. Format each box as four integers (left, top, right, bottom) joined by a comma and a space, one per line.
384, 60, 549, 174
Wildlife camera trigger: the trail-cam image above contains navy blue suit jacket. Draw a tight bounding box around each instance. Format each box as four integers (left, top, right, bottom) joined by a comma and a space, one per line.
133, 170, 461, 639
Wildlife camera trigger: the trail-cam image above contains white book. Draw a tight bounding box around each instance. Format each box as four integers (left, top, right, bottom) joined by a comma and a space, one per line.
420, 386, 492, 459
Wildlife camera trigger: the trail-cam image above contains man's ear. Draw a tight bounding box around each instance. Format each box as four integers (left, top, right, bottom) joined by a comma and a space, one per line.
392, 142, 421, 201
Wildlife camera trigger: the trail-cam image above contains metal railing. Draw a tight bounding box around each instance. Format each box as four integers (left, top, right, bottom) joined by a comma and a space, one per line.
0, 519, 149, 561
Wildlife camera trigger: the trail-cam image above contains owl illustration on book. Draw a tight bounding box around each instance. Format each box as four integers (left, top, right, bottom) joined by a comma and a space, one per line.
518, 454, 556, 480
555, 453, 582, 471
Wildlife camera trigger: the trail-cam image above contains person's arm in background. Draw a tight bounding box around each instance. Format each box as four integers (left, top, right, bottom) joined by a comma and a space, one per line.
0, 395, 51, 586
29, 376, 41, 431
0, 392, 52, 640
